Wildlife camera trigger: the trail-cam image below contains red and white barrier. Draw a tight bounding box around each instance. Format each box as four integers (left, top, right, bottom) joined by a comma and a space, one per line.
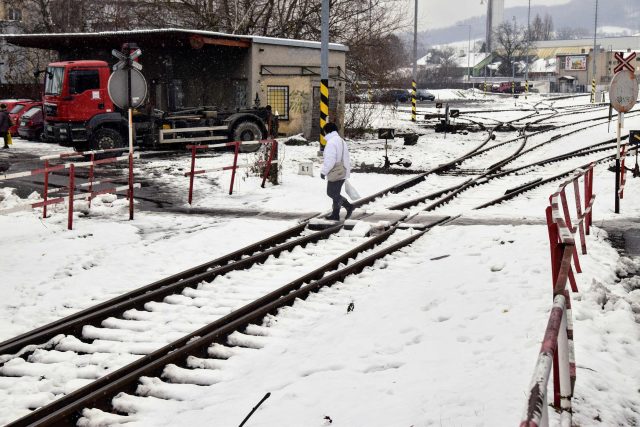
1, 149, 139, 229
520, 293, 573, 427
184, 139, 278, 204
521, 163, 595, 426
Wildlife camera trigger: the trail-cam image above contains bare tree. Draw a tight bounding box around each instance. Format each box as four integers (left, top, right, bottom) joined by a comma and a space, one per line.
418, 47, 460, 85
493, 22, 527, 77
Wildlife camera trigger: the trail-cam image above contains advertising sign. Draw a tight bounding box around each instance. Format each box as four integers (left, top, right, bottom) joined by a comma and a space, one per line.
565, 56, 587, 71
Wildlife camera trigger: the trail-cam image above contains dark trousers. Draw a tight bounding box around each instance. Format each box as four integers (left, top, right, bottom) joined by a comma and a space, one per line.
326, 179, 352, 218
2, 132, 8, 147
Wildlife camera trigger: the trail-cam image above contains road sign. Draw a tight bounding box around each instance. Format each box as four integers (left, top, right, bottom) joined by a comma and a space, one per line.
108, 68, 147, 109
610, 69, 639, 113
614, 52, 636, 74
449, 109, 460, 118
630, 130, 640, 145
378, 128, 395, 139
435, 102, 443, 109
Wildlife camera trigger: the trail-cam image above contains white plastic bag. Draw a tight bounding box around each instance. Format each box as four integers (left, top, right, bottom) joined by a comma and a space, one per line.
344, 179, 361, 200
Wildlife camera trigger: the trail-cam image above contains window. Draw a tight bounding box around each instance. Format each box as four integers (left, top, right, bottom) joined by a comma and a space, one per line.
45, 67, 65, 96
267, 86, 289, 120
68, 69, 100, 95
9, 104, 25, 114
7, 8, 22, 21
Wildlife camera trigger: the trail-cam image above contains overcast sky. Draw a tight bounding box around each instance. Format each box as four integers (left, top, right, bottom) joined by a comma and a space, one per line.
411, 0, 573, 30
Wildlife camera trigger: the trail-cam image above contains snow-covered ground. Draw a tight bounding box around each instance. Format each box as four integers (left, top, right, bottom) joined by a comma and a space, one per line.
1, 94, 639, 426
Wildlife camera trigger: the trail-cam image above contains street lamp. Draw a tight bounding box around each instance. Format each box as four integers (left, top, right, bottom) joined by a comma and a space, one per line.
458, 24, 472, 86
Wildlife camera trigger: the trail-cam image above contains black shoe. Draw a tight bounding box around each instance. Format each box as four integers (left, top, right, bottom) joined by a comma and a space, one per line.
2, 146, 8, 149
325, 214, 340, 221
345, 205, 355, 219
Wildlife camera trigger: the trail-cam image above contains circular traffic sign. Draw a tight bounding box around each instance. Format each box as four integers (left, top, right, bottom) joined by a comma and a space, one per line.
107, 68, 148, 109
610, 70, 638, 113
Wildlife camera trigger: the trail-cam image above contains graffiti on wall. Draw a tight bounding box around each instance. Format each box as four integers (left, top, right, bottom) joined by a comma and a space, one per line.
290, 89, 310, 114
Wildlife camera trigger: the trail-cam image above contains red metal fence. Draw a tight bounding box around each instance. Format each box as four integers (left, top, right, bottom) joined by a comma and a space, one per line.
520, 163, 595, 427
0, 148, 139, 229
184, 139, 278, 204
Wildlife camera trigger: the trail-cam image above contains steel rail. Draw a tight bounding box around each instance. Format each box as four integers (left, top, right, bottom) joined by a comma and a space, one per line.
0, 223, 339, 357
7, 218, 450, 427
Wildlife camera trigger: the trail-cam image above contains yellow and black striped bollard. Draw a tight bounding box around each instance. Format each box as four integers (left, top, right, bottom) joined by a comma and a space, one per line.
411, 80, 417, 122
591, 79, 596, 104
320, 78, 329, 147
525, 80, 529, 99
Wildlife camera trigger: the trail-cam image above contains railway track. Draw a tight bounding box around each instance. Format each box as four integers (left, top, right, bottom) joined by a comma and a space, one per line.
2, 97, 635, 426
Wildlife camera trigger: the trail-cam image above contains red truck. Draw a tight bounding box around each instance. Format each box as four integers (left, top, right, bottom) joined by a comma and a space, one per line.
492, 81, 526, 94
42, 60, 277, 151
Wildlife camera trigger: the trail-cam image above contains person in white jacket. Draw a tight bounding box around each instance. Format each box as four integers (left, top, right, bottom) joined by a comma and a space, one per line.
320, 122, 354, 220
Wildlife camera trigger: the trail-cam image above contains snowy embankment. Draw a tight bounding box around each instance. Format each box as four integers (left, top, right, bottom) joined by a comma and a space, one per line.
0, 94, 639, 425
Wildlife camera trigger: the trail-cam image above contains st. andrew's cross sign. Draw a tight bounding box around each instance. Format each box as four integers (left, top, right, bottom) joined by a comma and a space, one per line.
614, 52, 636, 74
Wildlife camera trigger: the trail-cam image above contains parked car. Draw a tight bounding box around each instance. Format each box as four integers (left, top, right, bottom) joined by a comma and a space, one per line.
416, 89, 436, 101
9, 100, 40, 136
376, 89, 409, 103
18, 105, 44, 141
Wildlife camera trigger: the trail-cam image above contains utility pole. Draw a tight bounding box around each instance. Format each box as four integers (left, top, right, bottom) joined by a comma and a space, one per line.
411, 0, 417, 122
458, 24, 472, 86
525, 0, 531, 84
319, 0, 329, 150
592, 0, 599, 103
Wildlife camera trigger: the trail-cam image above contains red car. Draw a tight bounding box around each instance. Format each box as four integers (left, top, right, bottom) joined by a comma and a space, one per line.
18, 105, 44, 141
8, 100, 40, 136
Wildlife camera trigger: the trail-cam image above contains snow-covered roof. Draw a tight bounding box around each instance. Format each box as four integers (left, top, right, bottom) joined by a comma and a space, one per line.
528, 57, 557, 74
453, 52, 491, 68
2, 28, 349, 52
534, 35, 640, 51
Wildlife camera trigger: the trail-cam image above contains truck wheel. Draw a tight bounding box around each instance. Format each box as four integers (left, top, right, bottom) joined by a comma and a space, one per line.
233, 121, 263, 153
91, 128, 124, 151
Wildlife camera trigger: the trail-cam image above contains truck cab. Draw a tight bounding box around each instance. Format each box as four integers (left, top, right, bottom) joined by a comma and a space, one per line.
43, 60, 115, 146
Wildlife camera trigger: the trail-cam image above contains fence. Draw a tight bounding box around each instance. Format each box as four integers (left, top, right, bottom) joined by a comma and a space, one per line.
184, 139, 278, 204
0, 148, 139, 230
520, 163, 595, 427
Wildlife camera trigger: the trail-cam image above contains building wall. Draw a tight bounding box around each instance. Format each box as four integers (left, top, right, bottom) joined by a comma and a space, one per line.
250, 42, 346, 139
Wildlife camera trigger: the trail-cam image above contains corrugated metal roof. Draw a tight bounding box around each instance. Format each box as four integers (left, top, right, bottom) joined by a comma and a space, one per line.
1, 28, 349, 52
532, 46, 592, 59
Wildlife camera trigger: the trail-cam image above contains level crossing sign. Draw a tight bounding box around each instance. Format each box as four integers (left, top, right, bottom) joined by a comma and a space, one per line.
614, 52, 636, 74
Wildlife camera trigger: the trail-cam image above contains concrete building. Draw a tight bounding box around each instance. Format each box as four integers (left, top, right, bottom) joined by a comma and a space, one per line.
2, 29, 348, 139
532, 36, 640, 93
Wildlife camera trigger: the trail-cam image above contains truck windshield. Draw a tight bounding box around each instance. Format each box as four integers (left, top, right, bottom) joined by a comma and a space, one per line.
45, 67, 64, 95
69, 69, 100, 94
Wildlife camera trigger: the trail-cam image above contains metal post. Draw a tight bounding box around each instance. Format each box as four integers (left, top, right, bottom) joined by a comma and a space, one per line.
319, 0, 329, 150
229, 141, 240, 195
592, 0, 598, 95
188, 146, 196, 205
467, 25, 471, 84
615, 112, 621, 213
88, 153, 94, 208
68, 164, 75, 230
128, 152, 134, 220
43, 160, 49, 219
525, 0, 531, 84
411, 0, 417, 122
